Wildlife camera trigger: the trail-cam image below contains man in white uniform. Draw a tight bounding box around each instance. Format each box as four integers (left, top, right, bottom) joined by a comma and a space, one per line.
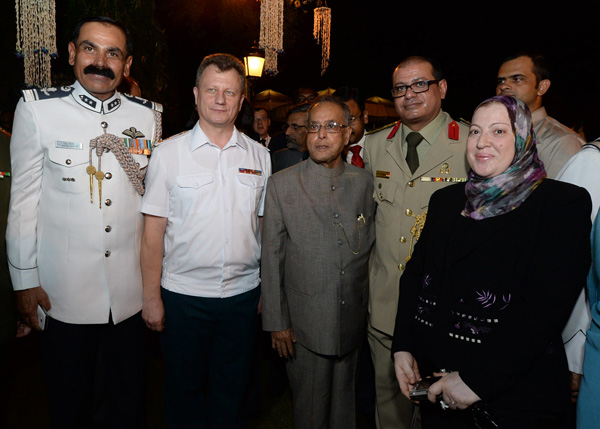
6, 16, 162, 428
141, 53, 271, 429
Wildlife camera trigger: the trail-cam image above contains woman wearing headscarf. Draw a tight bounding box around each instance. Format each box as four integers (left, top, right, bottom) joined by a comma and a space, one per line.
392, 95, 592, 428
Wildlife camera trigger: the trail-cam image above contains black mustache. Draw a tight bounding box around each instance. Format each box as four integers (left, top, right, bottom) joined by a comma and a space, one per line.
83, 65, 115, 80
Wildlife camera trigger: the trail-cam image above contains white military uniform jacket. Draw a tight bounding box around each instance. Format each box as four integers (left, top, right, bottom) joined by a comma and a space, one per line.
6, 81, 162, 324
557, 142, 600, 373
363, 111, 469, 335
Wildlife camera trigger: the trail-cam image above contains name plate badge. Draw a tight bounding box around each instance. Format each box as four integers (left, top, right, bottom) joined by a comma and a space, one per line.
56, 141, 83, 150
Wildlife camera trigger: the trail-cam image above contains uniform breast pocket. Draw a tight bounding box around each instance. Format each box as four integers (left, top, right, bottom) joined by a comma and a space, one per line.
374, 179, 398, 227
46, 148, 89, 194
176, 173, 214, 214
236, 173, 265, 212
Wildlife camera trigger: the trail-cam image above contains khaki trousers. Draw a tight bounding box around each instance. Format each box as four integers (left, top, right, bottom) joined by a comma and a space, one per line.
367, 322, 421, 429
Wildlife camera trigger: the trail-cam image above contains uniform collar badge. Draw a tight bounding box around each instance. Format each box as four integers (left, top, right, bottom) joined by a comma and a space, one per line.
448, 121, 459, 140
72, 80, 121, 114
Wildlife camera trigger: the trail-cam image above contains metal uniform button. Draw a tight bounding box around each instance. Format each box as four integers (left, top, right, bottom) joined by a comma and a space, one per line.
400, 236, 407, 243
333, 213, 339, 218
379, 193, 384, 200
331, 185, 336, 191
341, 300, 346, 305
338, 239, 343, 245
405, 209, 412, 216
105, 199, 112, 206
408, 180, 415, 187
340, 270, 345, 275
101, 121, 108, 129
105, 172, 112, 180
65, 159, 71, 165
105, 225, 112, 233
105, 250, 111, 257
378, 183, 382, 188
398, 264, 405, 270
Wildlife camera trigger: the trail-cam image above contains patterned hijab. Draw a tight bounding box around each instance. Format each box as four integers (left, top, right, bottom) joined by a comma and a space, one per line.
462, 95, 546, 220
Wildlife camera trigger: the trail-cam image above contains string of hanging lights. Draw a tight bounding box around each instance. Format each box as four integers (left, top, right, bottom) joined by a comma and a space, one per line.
15, 0, 58, 88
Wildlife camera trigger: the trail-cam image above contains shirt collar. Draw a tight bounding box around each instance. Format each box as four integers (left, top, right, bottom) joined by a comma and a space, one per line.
190, 123, 248, 151
306, 155, 346, 178
349, 134, 366, 149
401, 110, 445, 144
531, 106, 548, 126
71, 81, 121, 114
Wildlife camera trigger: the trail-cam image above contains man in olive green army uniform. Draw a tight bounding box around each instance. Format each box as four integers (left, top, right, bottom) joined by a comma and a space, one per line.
363, 56, 469, 429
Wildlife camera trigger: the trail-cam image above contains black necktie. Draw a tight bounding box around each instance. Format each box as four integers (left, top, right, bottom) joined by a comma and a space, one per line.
406, 132, 423, 174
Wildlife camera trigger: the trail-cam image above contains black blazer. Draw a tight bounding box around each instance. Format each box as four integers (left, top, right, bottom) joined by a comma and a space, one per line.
393, 179, 592, 415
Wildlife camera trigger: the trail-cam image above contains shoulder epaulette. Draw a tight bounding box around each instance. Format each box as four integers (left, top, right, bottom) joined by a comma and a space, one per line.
121, 93, 163, 113
161, 129, 189, 142
366, 120, 401, 136
21, 86, 74, 102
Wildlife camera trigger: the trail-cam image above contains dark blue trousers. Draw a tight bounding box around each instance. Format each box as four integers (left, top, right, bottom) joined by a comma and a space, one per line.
161, 286, 260, 429
40, 312, 146, 429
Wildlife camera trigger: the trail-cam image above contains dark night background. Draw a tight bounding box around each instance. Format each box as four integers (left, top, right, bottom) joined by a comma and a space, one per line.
1, 1, 600, 139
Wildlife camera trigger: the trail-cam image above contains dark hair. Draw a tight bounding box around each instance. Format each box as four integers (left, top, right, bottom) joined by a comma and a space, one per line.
72, 16, 132, 57
254, 107, 268, 116
195, 53, 245, 91
396, 55, 443, 81
293, 87, 317, 105
333, 86, 365, 113
308, 95, 352, 125
286, 102, 310, 120
500, 51, 550, 86
235, 99, 256, 135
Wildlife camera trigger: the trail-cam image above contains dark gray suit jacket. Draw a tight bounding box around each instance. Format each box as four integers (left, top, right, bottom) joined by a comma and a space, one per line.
261, 158, 375, 356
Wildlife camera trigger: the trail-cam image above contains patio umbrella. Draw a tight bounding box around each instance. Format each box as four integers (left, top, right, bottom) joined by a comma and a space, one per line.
364, 96, 398, 118
252, 89, 293, 110
318, 87, 336, 96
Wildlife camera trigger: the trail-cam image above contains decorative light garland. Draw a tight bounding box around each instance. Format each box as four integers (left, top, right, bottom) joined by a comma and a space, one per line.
259, 0, 284, 76
313, 6, 330, 75
15, 0, 57, 88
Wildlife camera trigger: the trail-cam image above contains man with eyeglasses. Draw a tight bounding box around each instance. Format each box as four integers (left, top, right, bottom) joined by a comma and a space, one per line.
262, 95, 376, 428
335, 86, 369, 168
271, 103, 310, 174
253, 107, 271, 147
496, 51, 583, 179
363, 56, 469, 429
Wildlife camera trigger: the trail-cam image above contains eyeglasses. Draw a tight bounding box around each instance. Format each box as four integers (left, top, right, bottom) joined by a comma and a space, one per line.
307, 121, 348, 134
391, 80, 438, 98
282, 123, 306, 131
254, 117, 268, 122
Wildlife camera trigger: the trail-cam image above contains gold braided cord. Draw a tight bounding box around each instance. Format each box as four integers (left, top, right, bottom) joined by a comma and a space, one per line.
406, 209, 427, 264
89, 134, 147, 196
153, 109, 163, 145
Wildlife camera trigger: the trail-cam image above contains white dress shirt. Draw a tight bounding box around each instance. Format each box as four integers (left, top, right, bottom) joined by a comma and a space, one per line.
142, 122, 271, 298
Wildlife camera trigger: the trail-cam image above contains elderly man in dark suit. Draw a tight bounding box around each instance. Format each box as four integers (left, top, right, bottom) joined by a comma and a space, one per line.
261, 95, 376, 428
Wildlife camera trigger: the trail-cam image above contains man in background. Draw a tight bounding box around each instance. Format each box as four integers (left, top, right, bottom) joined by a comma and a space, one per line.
496, 51, 582, 178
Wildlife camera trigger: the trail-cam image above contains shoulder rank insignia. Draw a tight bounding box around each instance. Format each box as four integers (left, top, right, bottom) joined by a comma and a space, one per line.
366, 120, 400, 136
121, 93, 163, 113
21, 86, 74, 102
